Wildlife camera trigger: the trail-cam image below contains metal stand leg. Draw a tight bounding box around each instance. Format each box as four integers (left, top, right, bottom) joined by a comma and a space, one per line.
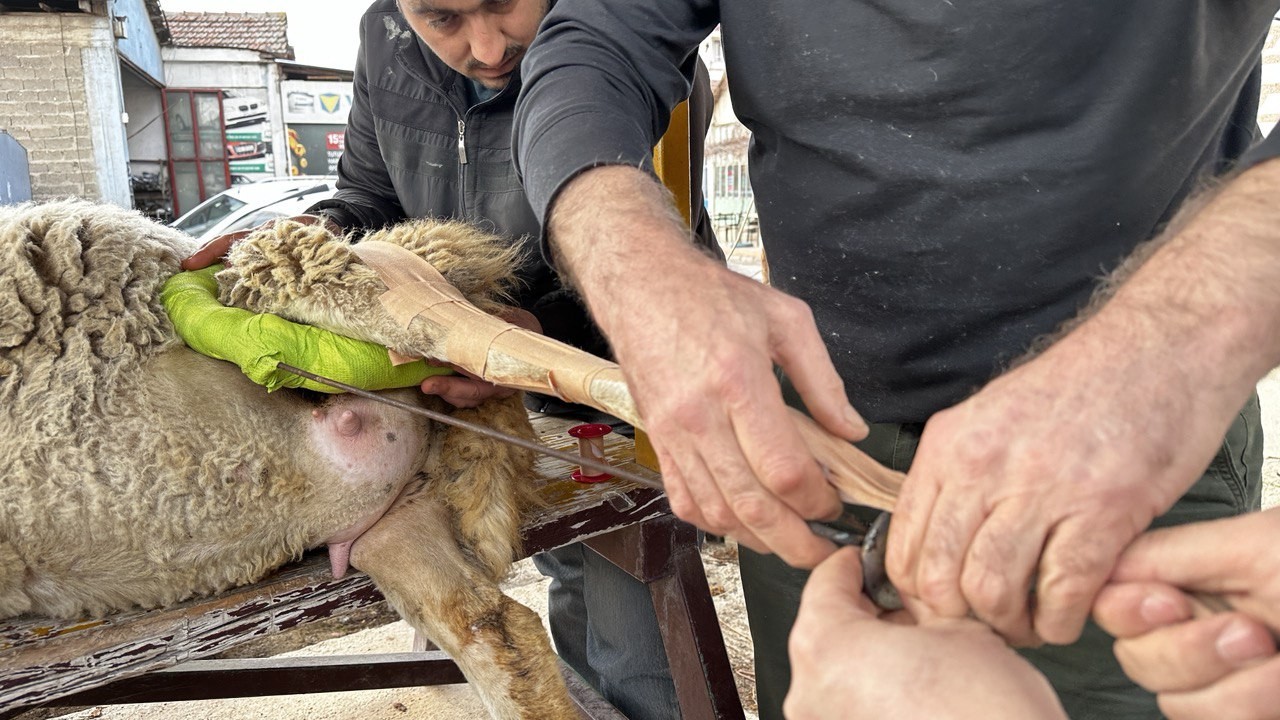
586, 515, 745, 720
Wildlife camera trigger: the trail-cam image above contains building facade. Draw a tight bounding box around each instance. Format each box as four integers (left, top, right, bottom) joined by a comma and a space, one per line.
698, 28, 761, 278
0, 0, 166, 205
1, 5, 351, 217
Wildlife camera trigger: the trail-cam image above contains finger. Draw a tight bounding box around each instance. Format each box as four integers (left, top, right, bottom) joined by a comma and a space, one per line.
765, 294, 867, 442
1110, 513, 1263, 592
908, 480, 990, 620
786, 551, 869, 720
720, 360, 841, 524
656, 434, 730, 534
498, 307, 542, 333
657, 434, 768, 553
790, 548, 878, 675
181, 231, 244, 271
1157, 653, 1280, 720
420, 376, 481, 406
291, 214, 343, 236
960, 502, 1046, 645
1113, 613, 1277, 694
791, 548, 877, 685
1093, 582, 1195, 639
885, 426, 944, 604
800, 546, 880, 620
716, 410, 838, 567
419, 376, 513, 408
1034, 514, 1127, 645
651, 343, 839, 563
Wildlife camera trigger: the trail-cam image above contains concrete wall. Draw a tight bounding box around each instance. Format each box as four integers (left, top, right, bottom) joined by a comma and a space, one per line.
120, 65, 165, 175
113, 0, 164, 84
0, 11, 131, 205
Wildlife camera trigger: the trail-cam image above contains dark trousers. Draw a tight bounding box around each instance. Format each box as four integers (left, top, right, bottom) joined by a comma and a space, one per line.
533, 543, 679, 720
741, 391, 1262, 720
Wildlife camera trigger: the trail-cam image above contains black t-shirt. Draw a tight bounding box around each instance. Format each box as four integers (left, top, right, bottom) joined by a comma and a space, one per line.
517, 1, 1280, 421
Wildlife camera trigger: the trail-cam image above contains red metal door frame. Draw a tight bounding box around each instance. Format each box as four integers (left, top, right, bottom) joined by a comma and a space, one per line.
162, 88, 231, 217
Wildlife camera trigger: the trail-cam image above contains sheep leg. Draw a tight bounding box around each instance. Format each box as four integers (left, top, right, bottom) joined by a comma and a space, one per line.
215, 220, 640, 424
217, 220, 905, 509
350, 493, 577, 720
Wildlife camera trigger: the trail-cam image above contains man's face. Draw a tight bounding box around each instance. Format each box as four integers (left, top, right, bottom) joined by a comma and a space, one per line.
398, 0, 549, 90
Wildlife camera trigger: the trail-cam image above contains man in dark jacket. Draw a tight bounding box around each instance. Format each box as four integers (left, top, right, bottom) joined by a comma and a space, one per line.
319, 4, 723, 718
307, 0, 719, 362
189, 1, 721, 717
512, 2, 1280, 719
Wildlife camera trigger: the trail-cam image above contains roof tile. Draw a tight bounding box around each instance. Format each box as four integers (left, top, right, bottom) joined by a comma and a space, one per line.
164, 11, 295, 59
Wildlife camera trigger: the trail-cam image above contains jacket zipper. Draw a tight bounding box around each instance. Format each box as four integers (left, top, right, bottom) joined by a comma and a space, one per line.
457, 119, 468, 165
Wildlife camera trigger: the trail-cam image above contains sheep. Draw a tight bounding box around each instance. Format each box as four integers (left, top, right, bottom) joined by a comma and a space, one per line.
0, 199, 578, 720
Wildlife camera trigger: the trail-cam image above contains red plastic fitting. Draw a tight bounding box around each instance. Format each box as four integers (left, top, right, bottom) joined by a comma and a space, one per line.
568, 423, 614, 482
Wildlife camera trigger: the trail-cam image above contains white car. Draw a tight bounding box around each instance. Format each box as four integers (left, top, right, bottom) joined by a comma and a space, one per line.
222, 95, 268, 128
170, 177, 338, 242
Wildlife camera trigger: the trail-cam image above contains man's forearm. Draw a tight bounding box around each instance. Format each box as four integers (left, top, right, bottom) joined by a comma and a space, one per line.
548, 165, 723, 334
1077, 157, 1280, 413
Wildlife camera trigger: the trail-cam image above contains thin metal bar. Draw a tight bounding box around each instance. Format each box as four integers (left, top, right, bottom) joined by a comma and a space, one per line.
277, 363, 874, 553
805, 521, 863, 546
276, 362, 665, 492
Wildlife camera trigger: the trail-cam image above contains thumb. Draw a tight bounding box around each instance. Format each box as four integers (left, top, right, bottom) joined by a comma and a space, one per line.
799, 546, 880, 621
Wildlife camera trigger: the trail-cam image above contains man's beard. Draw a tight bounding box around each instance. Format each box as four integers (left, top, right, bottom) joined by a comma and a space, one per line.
466, 43, 525, 90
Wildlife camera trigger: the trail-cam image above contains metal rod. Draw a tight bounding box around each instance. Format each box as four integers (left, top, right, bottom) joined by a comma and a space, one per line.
805, 522, 864, 547
276, 363, 664, 492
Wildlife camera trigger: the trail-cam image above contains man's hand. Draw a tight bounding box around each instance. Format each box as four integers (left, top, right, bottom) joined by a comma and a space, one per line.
886, 327, 1207, 645
419, 307, 542, 408
1091, 510, 1280, 719
786, 547, 1067, 720
548, 166, 868, 568
181, 215, 341, 271
887, 161, 1280, 647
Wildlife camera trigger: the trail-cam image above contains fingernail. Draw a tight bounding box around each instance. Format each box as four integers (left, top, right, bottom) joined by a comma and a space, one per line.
1139, 593, 1183, 625
1217, 618, 1272, 664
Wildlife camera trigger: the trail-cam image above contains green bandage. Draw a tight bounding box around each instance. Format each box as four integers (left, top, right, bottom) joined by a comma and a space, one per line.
161, 266, 452, 393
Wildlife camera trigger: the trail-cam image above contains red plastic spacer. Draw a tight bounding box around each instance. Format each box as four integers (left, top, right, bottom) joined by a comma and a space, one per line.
568, 423, 614, 483
567, 423, 613, 439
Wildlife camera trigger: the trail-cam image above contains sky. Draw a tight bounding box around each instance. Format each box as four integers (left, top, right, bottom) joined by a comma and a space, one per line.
158, 0, 366, 71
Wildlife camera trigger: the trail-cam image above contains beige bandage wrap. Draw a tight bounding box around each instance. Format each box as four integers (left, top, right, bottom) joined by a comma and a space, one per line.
350, 241, 635, 419
350, 240, 905, 511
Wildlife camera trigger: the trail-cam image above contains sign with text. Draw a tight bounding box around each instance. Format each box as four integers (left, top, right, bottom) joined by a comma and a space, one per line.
221, 90, 275, 182
287, 124, 346, 176
282, 80, 354, 124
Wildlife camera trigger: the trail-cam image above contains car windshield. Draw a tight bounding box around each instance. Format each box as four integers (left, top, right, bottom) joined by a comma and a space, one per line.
221, 209, 286, 235
172, 194, 248, 237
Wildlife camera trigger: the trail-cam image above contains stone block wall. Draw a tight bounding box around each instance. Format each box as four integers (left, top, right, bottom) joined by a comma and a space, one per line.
0, 11, 128, 204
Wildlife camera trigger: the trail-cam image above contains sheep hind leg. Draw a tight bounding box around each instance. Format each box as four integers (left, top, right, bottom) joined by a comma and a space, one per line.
350, 494, 576, 720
